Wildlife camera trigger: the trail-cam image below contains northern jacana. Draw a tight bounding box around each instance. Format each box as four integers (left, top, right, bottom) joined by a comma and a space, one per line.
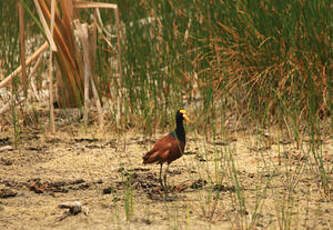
143, 109, 190, 190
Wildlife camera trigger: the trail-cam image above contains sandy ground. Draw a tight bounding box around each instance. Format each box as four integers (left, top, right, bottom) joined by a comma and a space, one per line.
0, 128, 332, 230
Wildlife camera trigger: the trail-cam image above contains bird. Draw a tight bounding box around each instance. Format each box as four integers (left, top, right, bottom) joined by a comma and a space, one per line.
143, 109, 190, 191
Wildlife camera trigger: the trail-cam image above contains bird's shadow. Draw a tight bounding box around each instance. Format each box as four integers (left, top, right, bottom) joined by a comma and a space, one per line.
119, 168, 235, 202
118, 170, 187, 201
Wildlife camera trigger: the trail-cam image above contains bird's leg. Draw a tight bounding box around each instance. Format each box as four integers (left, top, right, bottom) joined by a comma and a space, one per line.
159, 163, 165, 190
164, 164, 170, 191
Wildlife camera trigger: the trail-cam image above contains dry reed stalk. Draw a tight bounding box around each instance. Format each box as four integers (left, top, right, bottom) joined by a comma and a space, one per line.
72, 1, 122, 128
75, 19, 103, 128
0, 42, 48, 89
74, 1, 123, 86
88, 23, 103, 129
33, 0, 57, 52
90, 77, 103, 129
75, 21, 90, 127
87, 21, 103, 128
94, 8, 114, 48
38, 0, 84, 108
18, 3, 27, 97
49, 0, 56, 133
114, 7, 122, 86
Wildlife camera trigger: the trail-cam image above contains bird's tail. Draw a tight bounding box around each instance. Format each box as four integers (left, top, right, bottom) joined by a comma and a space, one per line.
142, 149, 158, 164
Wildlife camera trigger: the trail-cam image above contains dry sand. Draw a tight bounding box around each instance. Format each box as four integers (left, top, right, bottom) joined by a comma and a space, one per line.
0, 128, 332, 229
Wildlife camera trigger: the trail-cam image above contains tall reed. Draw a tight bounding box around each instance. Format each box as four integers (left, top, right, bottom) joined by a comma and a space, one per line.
1, 0, 329, 135
95, 0, 331, 136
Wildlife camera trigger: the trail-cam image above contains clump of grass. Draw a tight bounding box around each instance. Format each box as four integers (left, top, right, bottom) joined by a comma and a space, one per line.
0, 2, 22, 149
120, 170, 134, 221
275, 163, 304, 230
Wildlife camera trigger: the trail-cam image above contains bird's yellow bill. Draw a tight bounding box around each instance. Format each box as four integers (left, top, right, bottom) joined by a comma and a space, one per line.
183, 114, 191, 122
179, 110, 191, 122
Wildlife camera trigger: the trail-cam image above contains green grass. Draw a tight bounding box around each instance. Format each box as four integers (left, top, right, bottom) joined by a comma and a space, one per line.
93, 0, 330, 136
1, 0, 330, 135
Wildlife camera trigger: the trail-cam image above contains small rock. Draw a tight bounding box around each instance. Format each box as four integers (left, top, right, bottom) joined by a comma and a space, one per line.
0, 188, 17, 198
57, 201, 88, 221
103, 186, 114, 194
58, 201, 82, 215
0, 145, 13, 152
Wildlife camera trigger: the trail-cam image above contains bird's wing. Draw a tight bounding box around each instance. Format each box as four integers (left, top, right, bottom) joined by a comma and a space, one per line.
143, 135, 184, 164
142, 135, 173, 164
152, 135, 174, 152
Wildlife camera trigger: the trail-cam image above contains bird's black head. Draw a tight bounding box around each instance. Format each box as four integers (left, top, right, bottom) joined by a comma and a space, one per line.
176, 109, 190, 123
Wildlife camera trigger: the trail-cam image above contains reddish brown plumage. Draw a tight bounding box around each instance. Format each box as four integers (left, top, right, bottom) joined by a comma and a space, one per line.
143, 135, 185, 165
142, 110, 190, 191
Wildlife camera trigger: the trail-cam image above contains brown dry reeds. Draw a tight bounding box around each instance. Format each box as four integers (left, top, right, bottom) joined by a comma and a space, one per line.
36, 0, 84, 108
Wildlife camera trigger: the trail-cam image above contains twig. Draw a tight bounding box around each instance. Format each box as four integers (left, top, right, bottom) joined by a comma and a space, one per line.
0, 42, 48, 89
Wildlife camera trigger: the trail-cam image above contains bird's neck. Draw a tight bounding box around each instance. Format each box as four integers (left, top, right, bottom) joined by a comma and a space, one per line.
175, 119, 185, 143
